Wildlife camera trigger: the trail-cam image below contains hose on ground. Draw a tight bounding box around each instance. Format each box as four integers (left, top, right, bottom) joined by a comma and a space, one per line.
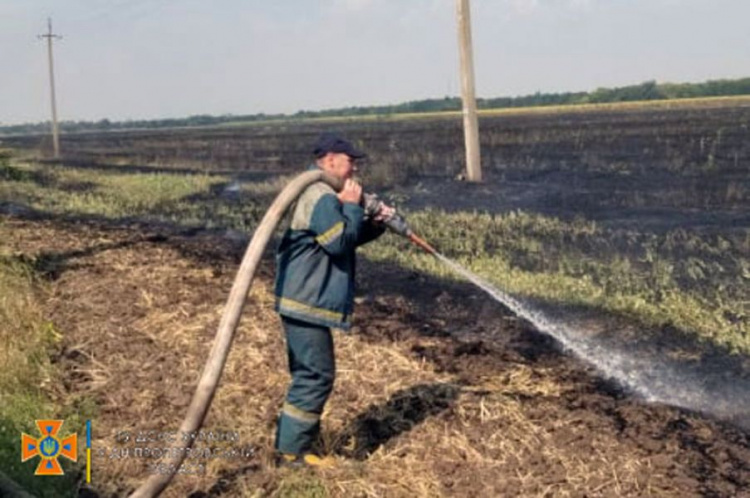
130, 170, 343, 498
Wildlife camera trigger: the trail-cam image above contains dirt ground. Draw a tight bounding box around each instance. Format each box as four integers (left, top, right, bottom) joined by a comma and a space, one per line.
3, 214, 750, 497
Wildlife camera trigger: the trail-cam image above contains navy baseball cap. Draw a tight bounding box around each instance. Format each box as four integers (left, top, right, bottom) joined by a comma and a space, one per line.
312, 133, 367, 159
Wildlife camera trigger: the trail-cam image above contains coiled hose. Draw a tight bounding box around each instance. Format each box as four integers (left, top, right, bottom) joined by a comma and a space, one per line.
130, 170, 343, 497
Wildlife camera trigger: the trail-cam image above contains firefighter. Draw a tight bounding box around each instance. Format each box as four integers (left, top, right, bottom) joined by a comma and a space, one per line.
273, 133, 395, 467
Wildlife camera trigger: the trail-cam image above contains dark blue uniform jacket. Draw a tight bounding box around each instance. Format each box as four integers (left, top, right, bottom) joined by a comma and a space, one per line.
274, 173, 385, 329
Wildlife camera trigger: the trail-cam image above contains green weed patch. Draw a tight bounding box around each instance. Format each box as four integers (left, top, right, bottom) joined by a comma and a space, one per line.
0, 161, 272, 230
363, 208, 749, 355
0, 255, 90, 496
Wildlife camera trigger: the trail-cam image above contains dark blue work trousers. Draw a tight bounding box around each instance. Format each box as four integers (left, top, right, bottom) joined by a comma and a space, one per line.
275, 317, 336, 455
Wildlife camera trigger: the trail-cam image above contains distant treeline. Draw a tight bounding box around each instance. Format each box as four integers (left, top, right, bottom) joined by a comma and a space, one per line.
3, 77, 750, 135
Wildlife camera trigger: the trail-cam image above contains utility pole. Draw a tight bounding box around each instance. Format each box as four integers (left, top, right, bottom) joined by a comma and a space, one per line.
456, 0, 482, 182
39, 18, 62, 159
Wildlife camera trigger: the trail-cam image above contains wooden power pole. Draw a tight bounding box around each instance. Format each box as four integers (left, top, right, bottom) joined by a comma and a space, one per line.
455, 0, 481, 182
39, 18, 62, 159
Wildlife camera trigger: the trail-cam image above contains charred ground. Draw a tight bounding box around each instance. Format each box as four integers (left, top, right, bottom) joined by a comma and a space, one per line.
1, 213, 749, 497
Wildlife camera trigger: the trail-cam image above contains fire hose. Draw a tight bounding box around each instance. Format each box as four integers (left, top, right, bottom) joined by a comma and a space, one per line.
130, 170, 435, 497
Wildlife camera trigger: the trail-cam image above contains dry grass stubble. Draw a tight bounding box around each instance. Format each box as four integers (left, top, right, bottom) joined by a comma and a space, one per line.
2, 217, 711, 496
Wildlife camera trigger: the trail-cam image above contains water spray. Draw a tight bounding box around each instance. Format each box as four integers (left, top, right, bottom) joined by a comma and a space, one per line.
374, 201, 750, 434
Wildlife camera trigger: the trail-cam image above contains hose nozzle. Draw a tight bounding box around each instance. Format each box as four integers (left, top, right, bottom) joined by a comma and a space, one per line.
408, 233, 437, 254
363, 193, 436, 254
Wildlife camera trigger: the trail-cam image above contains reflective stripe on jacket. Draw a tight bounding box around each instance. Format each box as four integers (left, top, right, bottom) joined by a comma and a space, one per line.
274, 173, 385, 329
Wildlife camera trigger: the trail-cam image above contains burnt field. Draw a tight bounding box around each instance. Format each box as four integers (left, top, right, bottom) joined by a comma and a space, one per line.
4, 97, 749, 222
1, 99, 749, 497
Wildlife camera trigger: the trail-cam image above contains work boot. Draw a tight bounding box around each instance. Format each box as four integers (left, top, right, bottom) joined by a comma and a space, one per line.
277, 453, 336, 469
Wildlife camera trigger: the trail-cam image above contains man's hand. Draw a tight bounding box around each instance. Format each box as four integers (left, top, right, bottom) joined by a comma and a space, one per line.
374, 202, 396, 222
337, 179, 362, 205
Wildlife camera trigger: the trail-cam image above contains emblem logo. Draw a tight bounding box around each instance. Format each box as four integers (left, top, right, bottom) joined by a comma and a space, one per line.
21, 420, 78, 476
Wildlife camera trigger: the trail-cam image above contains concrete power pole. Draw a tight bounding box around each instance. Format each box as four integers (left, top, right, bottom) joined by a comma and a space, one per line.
455, 0, 482, 182
39, 18, 62, 159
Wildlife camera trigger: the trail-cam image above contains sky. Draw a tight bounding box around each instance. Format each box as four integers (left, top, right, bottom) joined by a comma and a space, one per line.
1, 0, 749, 125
